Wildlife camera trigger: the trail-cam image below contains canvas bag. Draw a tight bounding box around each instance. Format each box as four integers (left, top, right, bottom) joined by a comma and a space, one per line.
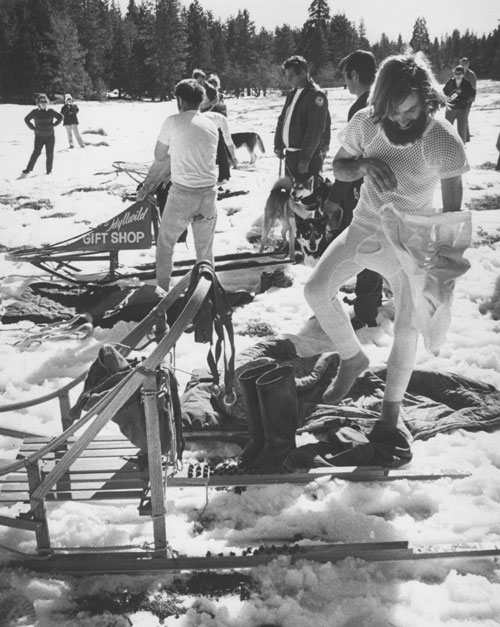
69, 343, 184, 460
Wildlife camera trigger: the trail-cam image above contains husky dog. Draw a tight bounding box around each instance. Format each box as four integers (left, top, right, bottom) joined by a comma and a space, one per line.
259, 176, 324, 260
231, 132, 266, 164
295, 212, 333, 266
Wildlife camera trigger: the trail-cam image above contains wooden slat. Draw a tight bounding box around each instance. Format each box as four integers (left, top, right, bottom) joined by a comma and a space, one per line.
7, 542, 500, 575
0, 514, 43, 532
27, 277, 211, 511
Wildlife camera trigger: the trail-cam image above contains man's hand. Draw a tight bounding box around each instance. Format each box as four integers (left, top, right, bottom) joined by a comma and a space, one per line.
322, 200, 344, 231
274, 148, 285, 159
136, 185, 151, 202
361, 158, 397, 193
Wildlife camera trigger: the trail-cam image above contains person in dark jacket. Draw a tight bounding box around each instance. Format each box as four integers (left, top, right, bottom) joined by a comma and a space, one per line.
20, 94, 63, 177
324, 50, 383, 331
274, 55, 330, 183
443, 65, 476, 143
60, 94, 85, 148
201, 76, 232, 184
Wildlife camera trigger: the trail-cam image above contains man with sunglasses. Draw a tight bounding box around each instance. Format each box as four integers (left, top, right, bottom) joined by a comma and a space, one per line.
21, 94, 63, 177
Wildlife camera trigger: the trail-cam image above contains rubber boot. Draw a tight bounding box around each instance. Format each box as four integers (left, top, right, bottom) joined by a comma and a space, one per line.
259, 271, 274, 293
252, 364, 298, 470
238, 360, 279, 467
272, 268, 293, 288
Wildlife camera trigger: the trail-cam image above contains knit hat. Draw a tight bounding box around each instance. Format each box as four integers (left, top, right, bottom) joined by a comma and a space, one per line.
65, 94, 72, 102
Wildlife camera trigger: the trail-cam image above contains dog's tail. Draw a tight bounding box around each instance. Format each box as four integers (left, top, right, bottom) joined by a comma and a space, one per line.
256, 134, 266, 154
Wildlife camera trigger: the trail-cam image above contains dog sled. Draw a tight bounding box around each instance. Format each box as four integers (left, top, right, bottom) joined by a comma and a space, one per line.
6, 197, 291, 287
6, 158, 289, 287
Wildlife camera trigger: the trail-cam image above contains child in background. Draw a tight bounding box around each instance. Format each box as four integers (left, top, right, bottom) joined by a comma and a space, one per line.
61, 94, 85, 148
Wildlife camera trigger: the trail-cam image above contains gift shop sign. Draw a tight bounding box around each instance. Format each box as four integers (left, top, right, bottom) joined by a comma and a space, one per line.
64, 201, 153, 251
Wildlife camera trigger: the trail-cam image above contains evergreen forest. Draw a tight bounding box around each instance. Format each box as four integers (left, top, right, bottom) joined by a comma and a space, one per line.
1, 0, 499, 103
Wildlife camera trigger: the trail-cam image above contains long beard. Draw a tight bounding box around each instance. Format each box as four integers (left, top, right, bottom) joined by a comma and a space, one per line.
382, 112, 429, 145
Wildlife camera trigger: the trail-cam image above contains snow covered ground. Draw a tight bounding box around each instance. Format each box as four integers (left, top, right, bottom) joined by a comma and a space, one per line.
0, 80, 500, 626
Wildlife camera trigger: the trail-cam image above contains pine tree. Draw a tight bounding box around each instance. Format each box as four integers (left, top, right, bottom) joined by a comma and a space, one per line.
226, 10, 256, 95
208, 17, 227, 76
358, 19, 370, 49
149, 0, 186, 101
410, 17, 431, 54
328, 13, 359, 67
185, 1, 213, 74
8, 0, 58, 101
51, 11, 91, 97
252, 27, 275, 96
273, 25, 298, 64
301, 0, 330, 71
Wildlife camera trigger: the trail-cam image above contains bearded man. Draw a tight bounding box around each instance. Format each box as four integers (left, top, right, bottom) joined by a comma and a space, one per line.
304, 54, 471, 438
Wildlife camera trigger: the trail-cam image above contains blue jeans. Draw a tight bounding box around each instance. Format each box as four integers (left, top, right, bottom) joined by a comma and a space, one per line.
156, 182, 217, 291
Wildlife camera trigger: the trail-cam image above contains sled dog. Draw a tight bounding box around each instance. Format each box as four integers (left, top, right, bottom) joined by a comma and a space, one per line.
295, 212, 333, 266
259, 176, 333, 261
231, 132, 266, 164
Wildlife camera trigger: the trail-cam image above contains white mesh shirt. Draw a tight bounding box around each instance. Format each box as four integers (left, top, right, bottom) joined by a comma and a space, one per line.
338, 109, 469, 226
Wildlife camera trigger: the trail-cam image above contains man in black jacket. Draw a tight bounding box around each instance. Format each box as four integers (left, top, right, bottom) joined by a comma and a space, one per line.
274, 56, 330, 183
21, 94, 63, 177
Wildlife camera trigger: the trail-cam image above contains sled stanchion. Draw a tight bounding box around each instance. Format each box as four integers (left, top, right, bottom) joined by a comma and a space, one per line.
24, 461, 51, 556
142, 371, 168, 556
26, 277, 212, 514
58, 389, 72, 431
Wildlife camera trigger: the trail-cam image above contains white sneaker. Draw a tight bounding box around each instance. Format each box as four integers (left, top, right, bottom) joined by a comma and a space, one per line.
18, 171, 28, 179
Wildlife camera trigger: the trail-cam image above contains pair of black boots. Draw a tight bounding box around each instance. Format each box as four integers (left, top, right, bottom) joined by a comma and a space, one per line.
238, 360, 298, 470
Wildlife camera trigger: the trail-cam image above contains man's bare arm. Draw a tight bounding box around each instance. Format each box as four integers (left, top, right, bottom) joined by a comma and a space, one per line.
441, 175, 462, 212
136, 140, 171, 201
333, 146, 397, 193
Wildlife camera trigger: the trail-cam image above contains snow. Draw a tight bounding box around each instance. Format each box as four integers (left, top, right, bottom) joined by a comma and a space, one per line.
1, 81, 500, 626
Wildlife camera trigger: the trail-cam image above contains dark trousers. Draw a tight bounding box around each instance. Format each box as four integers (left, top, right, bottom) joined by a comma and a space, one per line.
353, 269, 383, 326
216, 130, 231, 183
445, 108, 468, 144
342, 189, 383, 327
285, 151, 324, 184
25, 134, 55, 174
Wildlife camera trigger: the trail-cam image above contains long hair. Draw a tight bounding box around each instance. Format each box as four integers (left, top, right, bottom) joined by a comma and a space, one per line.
369, 53, 445, 123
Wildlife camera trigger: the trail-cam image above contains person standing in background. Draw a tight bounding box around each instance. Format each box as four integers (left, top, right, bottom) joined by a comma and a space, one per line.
443, 65, 475, 144
202, 83, 238, 183
20, 94, 63, 177
323, 50, 384, 331
460, 57, 477, 142
274, 55, 330, 183
61, 94, 85, 149
201, 75, 233, 185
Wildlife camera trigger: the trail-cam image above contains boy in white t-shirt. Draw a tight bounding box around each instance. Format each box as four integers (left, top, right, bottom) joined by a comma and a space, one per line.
138, 79, 219, 292
304, 54, 470, 436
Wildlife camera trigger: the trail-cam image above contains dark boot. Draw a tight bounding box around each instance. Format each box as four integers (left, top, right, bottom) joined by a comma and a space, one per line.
259, 271, 274, 293
253, 364, 298, 469
238, 360, 279, 466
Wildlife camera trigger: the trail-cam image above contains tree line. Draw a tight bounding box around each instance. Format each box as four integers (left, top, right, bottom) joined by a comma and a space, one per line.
1, 0, 499, 103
